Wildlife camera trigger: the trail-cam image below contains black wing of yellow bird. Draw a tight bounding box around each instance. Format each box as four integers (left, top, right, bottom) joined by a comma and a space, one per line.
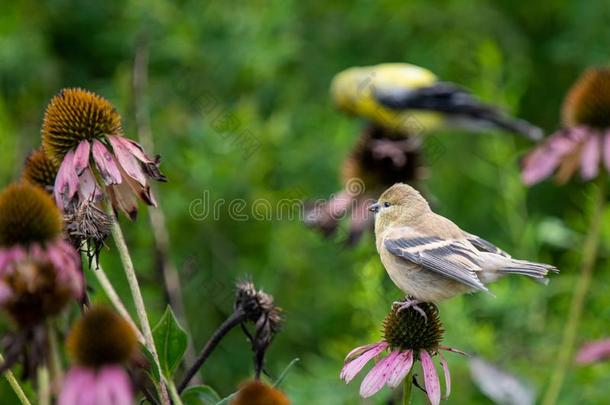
331, 63, 542, 140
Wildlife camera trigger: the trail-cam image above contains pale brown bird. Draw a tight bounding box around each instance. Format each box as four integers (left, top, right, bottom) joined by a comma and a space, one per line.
371, 183, 557, 317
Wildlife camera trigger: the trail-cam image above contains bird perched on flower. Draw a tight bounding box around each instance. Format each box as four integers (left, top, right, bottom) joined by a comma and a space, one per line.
370, 183, 557, 314
306, 63, 541, 245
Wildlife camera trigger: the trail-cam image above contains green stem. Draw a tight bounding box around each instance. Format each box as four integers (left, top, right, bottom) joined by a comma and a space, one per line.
543, 178, 607, 405
402, 368, 413, 405
168, 381, 184, 405
37, 366, 50, 405
87, 242, 145, 344
47, 321, 63, 393
105, 205, 170, 405
0, 354, 31, 405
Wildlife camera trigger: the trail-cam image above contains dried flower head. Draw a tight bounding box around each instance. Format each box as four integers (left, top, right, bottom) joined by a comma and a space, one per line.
235, 279, 283, 378
22, 148, 58, 192
522, 67, 610, 185
42, 88, 123, 165
341, 300, 465, 404
0, 182, 62, 247
66, 306, 138, 368
63, 200, 112, 257
563, 68, 610, 128
41, 88, 166, 220
230, 380, 290, 405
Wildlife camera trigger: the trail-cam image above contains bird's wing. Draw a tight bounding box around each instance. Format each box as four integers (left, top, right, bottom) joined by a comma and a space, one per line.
373, 82, 542, 140
464, 232, 511, 258
384, 231, 488, 292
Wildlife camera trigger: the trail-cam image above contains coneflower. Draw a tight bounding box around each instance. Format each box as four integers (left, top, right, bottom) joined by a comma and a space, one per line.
0, 182, 82, 326
22, 148, 58, 193
522, 68, 610, 184
59, 306, 138, 405
230, 380, 290, 405
42, 88, 166, 219
340, 300, 464, 404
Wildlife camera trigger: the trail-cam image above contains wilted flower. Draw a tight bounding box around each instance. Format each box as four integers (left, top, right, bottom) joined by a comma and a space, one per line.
236, 279, 283, 378
230, 380, 290, 405
42, 88, 166, 219
22, 148, 58, 193
0, 183, 83, 325
340, 301, 464, 404
575, 338, 610, 364
522, 68, 610, 185
60, 306, 138, 405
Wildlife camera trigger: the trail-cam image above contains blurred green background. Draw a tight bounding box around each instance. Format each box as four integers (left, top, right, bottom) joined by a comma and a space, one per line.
1, 0, 610, 403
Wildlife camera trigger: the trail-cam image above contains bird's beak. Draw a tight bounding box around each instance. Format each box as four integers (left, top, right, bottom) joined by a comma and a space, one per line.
369, 202, 380, 213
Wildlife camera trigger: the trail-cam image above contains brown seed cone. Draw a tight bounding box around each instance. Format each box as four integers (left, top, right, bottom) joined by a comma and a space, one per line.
66, 306, 138, 368
22, 148, 58, 191
383, 301, 444, 352
0, 182, 62, 246
42, 88, 123, 165
230, 380, 290, 405
562, 68, 610, 128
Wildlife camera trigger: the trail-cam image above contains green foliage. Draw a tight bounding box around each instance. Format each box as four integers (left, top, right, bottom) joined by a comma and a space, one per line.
1, 0, 610, 403
181, 385, 221, 405
153, 306, 189, 379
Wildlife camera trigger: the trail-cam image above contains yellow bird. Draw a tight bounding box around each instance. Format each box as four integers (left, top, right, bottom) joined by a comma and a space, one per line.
331, 63, 542, 140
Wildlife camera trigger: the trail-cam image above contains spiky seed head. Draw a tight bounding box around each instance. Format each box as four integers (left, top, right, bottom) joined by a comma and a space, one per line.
231, 380, 290, 405
383, 301, 444, 352
563, 68, 610, 128
22, 148, 58, 191
0, 183, 62, 246
42, 88, 123, 165
66, 306, 137, 368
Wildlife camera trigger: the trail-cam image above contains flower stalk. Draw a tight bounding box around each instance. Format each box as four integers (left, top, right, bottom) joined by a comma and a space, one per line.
543, 177, 607, 405
402, 368, 413, 405
105, 203, 169, 405
0, 354, 31, 405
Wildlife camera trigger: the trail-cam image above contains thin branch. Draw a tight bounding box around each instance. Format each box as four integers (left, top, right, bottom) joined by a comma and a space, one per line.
0, 354, 31, 405
178, 308, 247, 393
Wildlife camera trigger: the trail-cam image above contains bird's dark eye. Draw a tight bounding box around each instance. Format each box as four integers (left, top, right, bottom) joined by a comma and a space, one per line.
383, 202, 391, 208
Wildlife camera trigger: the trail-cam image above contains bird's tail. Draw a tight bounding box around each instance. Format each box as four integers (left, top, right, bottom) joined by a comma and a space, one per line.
471, 110, 544, 141
499, 259, 558, 284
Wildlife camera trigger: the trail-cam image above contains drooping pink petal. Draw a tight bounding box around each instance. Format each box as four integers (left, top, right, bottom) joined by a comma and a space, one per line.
386, 349, 414, 389
92, 140, 122, 185
521, 145, 562, 185
59, 367, 97, 405
345, 343, 380, 363
580, 133, 601, 180
575, 338, 610, 364
119, 165, 157, 207
73, 140, 91, 175
439, 352, 451, 399
77, 167, 101, 203
96, 366, 133, 405
439, 346, 469, 357
340, 342, 388, 383
108, 182, 138, 221
0, 281, 14, 304
603, 132, 610, 172
108, 135, 152, 163
54, 150, 78, 208
109, 136, 148, 186
420, 350, 441, 405
359, 350, 399, 398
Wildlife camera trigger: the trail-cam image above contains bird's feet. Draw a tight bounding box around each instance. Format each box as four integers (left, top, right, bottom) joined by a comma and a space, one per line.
392, 298, 427, 322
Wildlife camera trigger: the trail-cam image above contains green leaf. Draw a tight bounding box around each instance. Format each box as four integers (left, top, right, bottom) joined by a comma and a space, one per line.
141, 344, 161, 384
215, 392, 238, 405
273, 358, 300, 388
153, 305, 189, 378
181, 385, 221, 405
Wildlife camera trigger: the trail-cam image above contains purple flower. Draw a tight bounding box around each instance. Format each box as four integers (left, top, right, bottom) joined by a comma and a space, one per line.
42, 88, 166, 219
340, 301, 464, 404
59, 366, 133, 405
522, 68, 610, 185
576, 338, 610, 364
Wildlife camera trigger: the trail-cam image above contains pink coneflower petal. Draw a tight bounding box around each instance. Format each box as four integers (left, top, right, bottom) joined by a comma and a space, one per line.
92, 140, 122, 185
439, 352, 451, 399
521, 146, 562, 185
108, 182, 138, 220
575, 338, 610, 364
420, 350, 441, 405
54, 149, 78, 207
580, 134, 600, 180
0, 281, 14, 304
73, 141, 91, 176
603, 132, 610, 171
109, 135, 151, 164
340, 342, 388, 383
345, 343, 381, 362
96, 366, 133, 405
386, 349, 414, 389
359, 350, 399, 398
59, 367, 97, 405
108, 136, 148, 187
78, 168, 101, 202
